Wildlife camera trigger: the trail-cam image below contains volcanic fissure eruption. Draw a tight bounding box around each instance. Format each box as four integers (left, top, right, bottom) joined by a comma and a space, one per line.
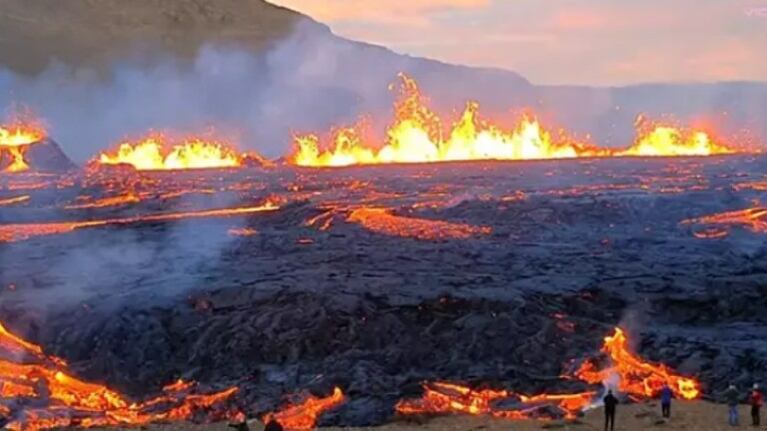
0, 123, 46, 173
396, 328, 700, 422
289, 75, 744, 168
0, 321, 238, 431
97, 135, 263, 171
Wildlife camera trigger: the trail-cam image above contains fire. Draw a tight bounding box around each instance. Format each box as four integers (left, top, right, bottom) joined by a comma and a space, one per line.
619, 126, 733, 157
291, 74, 600, 167
574, 328, 701, 400
262, 386, 345, 430
98, 135, 245, 171
347, 207, 492, 240
0, 321, 238, 431
395, 382, 594, 420
0, 123, 46, 173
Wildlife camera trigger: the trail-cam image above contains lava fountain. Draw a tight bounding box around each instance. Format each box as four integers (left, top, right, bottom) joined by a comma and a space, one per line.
97, 135, 254, 171
0, 123, 46, 173
290, 74, 602, 167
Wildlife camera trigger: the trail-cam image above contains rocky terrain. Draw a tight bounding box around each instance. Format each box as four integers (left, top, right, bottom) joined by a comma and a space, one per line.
1, 156, 766, 426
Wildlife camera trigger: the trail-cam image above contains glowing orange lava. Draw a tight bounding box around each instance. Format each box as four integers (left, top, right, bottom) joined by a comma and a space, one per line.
289, 75, 745, 167
395, 382, 594, 420
682, 207, 767, 236
290, 74, 601, 167
0, 321, 238, 431
98, 135, 246, 171
0, 123, 46, 173
0, 195, 30, 206
262, 387, 345, 430
347, 207, 491, 240
574, 328, 701, 400
0, 199, 280, 243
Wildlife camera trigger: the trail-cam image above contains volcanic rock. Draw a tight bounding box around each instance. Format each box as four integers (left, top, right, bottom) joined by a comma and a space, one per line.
21, 138, 77, 172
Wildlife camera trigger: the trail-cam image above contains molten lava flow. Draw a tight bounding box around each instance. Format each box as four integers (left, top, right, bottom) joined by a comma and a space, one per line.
0, 321, 238, 431
262, 387, 345, 430
0, 195, 30, 206
619, 126, 734, 157
347, 207, 491, 240
0, 123, 46, 173
0, 199, 280, 243
574, 328, 701, 400
98, 136, 246, 171
682, 207, 767, 235
395, 382, 594, 420
64, 193, 142, 210
291, 74, 600, 167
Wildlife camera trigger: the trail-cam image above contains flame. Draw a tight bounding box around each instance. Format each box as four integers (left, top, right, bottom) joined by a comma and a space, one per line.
619, 126, 733, 157
98, 136, 245, 171
262, 387, 345, 430
574, 328, 701, 400
395, 382, 594, 420
291, 74, 600, 167
347, 207, 492, 240
0, 321, 238, 431
0, 123, 46, 173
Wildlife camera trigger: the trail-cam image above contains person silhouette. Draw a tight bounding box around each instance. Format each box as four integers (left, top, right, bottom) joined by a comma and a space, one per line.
603, 389, 619, 431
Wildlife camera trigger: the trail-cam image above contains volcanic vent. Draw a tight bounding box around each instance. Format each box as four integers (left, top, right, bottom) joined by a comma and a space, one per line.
0, 123, 75, 173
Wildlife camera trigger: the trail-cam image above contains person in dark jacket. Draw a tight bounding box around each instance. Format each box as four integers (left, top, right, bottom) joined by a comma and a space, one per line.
751, 383, 763, 427
724, 384, 740, 426
603, 389, 618, 431
660, 383, 673, 418
264, 419, 284, 431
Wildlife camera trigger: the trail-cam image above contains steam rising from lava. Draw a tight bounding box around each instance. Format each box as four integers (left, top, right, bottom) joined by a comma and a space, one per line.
97, 135, 250, 171
0, 321, 237, 431
289, 75, 743, 167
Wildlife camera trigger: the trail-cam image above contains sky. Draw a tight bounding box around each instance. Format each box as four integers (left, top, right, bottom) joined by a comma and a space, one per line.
268, 0, 767, 86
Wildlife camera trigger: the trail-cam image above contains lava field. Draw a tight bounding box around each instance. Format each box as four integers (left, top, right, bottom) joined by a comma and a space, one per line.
1, 154, 766, 429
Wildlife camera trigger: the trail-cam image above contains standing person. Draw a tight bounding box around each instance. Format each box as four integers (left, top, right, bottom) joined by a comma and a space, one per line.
264, 420, 284, 431
751, 384, 763, 427
725, 384, 740, 426
660, 383, 673, 418
603, 389, 618, 431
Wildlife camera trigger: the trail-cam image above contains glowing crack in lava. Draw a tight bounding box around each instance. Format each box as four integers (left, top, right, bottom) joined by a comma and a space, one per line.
682, 207, 767, 237
98, 135, 245, 171
0, 199, 280, 243
290, 74, 601, 167
395, 382, 595, 420
347, 207, 492, 240
574, 328, 701, 400
0, 123, 46, 173
619, 125, 734, 157
261, 387, 345, 430
0, 321, 237, 431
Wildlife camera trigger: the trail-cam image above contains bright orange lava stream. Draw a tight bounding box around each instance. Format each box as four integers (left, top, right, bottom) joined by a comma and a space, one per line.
682, 207, 767, 236
0, 321, 237, 431
347, 207, 492, 240
397, 327, 700, 421
289, 75, 741, 167
0, 124, 46, 173
0, 200, 280, 243
98, 136, 245, 171
262, 387, 345, 430
575, 328, 701, 400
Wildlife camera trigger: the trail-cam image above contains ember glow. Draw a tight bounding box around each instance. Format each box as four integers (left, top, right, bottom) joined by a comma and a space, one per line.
575, 328, 701, 400
262, 386, 345, 430
0, 321, 237, 431
682, 207, 767, 236
347, 207, 492, 240
395, 382, 595, 420
0, 123, 46, 173
98, 136, 245, 171
291, 74, 600, 167
288, 75, 744, 168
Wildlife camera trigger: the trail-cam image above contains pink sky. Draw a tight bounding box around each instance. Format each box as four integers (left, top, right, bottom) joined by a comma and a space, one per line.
268, 0, 767, 86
